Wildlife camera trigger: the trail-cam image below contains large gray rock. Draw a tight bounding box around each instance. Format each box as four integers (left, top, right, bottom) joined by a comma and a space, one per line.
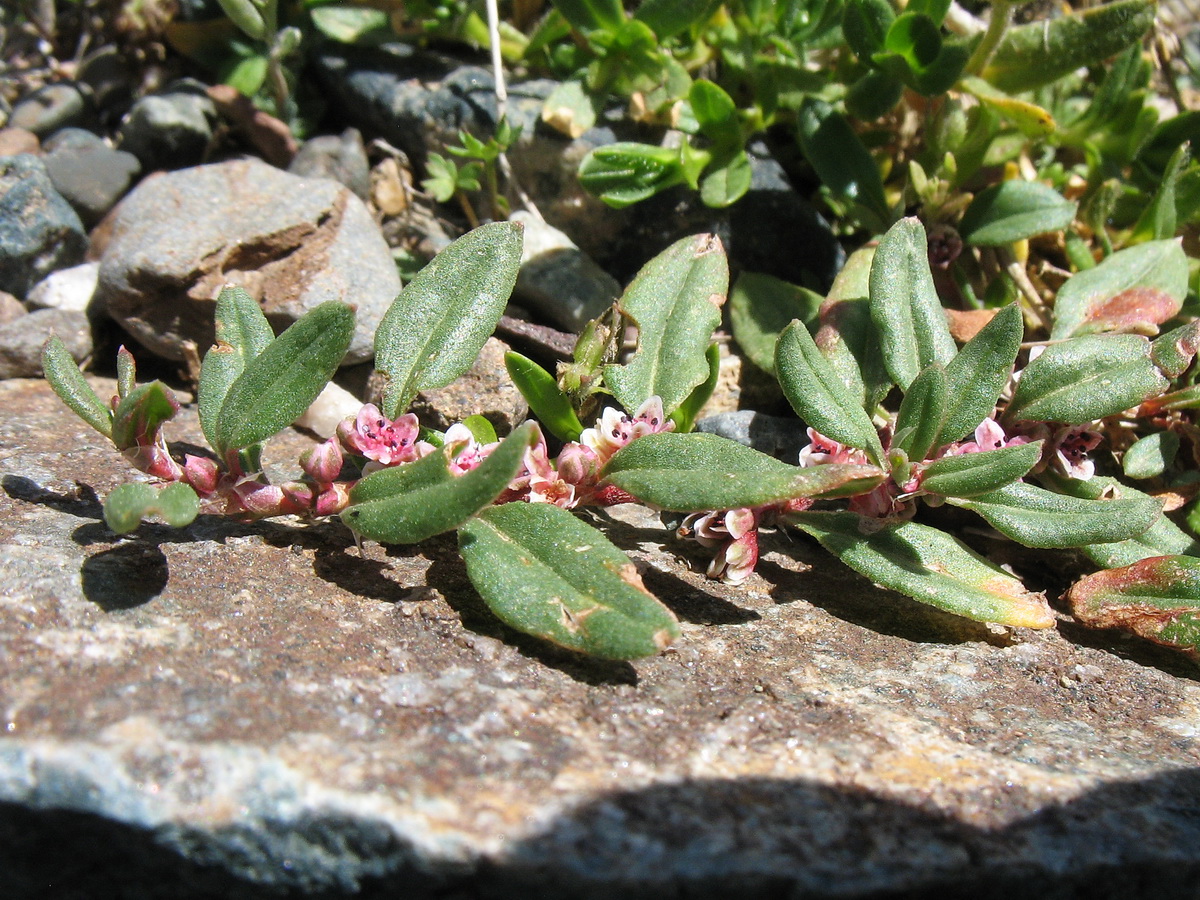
2, 375, 1200, 897
43, 130, 142, 227
0, 154, 88, 297
95, 158, 401, 364
0, 308, 91, 378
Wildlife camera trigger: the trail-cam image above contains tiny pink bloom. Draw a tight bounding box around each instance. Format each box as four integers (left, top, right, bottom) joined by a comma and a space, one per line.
556, 442, 600, 487
183, 454, 220, 495
337, 405, 429, 466
679, 507, 762, 583
1051, 425, 1102, 480
707, 529, 759, 585
797, 428, 868, 467
523, 433, 578, 509
580, 396, 674, 464
301, 438, 344, 484
947, 417, 1029, 456
314, 482, 352, 517
444, 423, 497, 475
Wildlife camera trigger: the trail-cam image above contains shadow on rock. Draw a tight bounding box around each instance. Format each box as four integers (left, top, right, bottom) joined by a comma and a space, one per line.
3, 474, 103, 520
6, 768, 1200, 899
80, 541, 169, 610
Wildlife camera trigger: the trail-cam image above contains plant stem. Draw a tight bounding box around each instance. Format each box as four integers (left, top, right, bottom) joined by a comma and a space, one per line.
965, 0, 1013, 76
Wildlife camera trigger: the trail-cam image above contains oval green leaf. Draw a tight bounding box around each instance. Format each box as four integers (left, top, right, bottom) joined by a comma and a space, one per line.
199, 286, 274, 452
787, 511, 1055, 627
104, 481, 199, 534
603, 233, 728, 416
41, 335, 113, 439
948, 481, 1161, 548
375, 222, 523, 418
601, 432, 884, 511
919, 441, 1042, 499
459, 501, 680, 660
215, 301, 355, 453
342, 421, 538, 544
958, 181, 1077, 246
942, 304, 1023, 443
729, 272, 824, 375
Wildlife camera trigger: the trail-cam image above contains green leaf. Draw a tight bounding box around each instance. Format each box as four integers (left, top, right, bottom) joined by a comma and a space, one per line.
1050, 239, 1189, 339
846, 69, 905, 121
375, 222, 522, 418
815, 245, 892, 411
948, 481, 1161, 548
604, 233, 728, 416
983, 0, 1157, 94
843, 0, 895, 61
41, 336, 113, 439
893, 363, 948, 463
689, 79, 740, 145
1131, 143, 1190, 243
1045, 473, 1200, 568
220, 50, 268, 98
873, 13, 969, 96
104, 482, 199, 535
1134, 112, 1200, 185
215, 302, 355, 453
199, 286, 274, 453
776, 320, 887, 467
459, 502, 680, 660
797, 99, 889, 224
958, 181, 1077, 246
1005, 334, 1169, 424
342, 421, 537, 544
215, 0, 266, 41
942, 303, 1023, 442
601, 432, 884, 511
1122, 431, 1180, 479
578, 142, 689, 208
1150, 320, 1200, 379
1068, 555, 1200, 656
699, 148, 752, 208
670, 341, 720, 434
729, 272, 824, 375
634, 0, 720, 39
919, 441, 1043, 498
111, 382, 180, 451
869, 217, 957, 390
787, 511, 1056, 628
504, 351, 584, 442
552, 0, 625, 33
309, 6, 392, 44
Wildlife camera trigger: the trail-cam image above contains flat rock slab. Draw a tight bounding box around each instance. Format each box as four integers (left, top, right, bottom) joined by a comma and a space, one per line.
2, 377, 1200, 898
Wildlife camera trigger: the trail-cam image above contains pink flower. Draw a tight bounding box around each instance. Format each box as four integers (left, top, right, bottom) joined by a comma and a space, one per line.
524, 434, 578, 509
678, 508, 760, 585
300, 438, 345, 484
1051, 425, 1102, 480
443, 423, 497, 475
950, 417, 1029, 456
797, 428, 869, 467
337, 405, 432, 466
580, 397, 674, 464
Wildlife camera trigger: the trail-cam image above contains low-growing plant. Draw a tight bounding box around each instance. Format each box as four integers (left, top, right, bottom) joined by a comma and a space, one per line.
42, 204, 1200, 663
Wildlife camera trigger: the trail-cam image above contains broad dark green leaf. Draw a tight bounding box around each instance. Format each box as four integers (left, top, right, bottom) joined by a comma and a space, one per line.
689, 79, 739, 145
1131, 143, 1190, 243
983, 0, 1157, 94
1006, 333, 1169, 423
787, 511, 1056, 627
602, 432, 884, 511
797, 99, 889, 223
1069, 556, 1200, 656
815, 245, 891, 410
41, 335, 112, 439
776, 320, 886, 466
942, 304, 1023, 442
459, 502, 680, 660
1134, 112, 1200, 185
342, 421, 537, 544
958, 181, 1077, 246
604, 233, 728, 416
215, 302, 355, 453
869, 217, 957, 390
729, 273, 824, 374
1044, 472, 1200, 568
670, 342, 720, 434
843, 0, 895, 61
199, 286, 274, 452
873, 13, 969, 95
1150, 321, 1200, 379
104, 482, 199, 535
919, 441, 1042, 498
375, 223, 521, 418
893, 363, 948, 462
948, 481, 1161, 548
1050, 239, 1189, 339
846, 69, 905, 121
